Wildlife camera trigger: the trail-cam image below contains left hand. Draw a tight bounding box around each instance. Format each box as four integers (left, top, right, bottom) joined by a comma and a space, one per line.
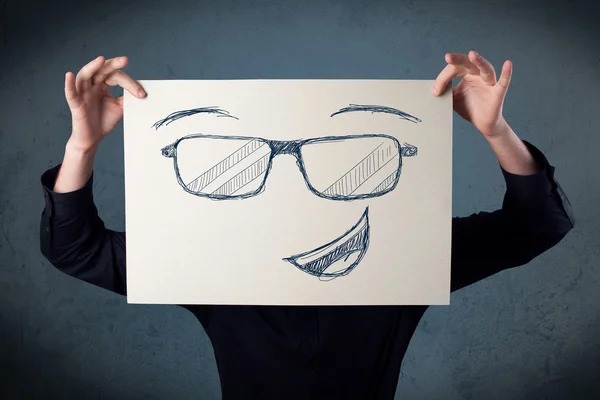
432, 50, 512, 139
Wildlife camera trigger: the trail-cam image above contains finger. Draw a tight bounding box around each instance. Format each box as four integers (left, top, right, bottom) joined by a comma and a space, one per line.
75, 56, 105, 92
104, 70, 146, 98
495, 60, 513, 94
432, 63, 463, 96
64, 71, 82, 109
468, 50, 496, 85
116, 96, 124, 108
445, 53, 480, 76
92, 56, 129, 85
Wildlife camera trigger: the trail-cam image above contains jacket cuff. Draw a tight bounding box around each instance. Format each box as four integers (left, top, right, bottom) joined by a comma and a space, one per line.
500, 140, 554, 202
41, 164, 95, 219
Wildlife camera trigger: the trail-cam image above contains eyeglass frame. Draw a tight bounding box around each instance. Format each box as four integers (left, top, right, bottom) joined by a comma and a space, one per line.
160, 133, 417, 201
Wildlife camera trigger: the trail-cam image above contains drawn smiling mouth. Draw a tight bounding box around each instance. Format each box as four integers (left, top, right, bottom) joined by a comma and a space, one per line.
283, 207, 370, 281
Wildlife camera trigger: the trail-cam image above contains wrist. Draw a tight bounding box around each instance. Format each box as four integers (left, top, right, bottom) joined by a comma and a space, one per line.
55, 141, 97, 193
484, 122, 539, 176
65, 138, 99, 158
485, 117, 512, 141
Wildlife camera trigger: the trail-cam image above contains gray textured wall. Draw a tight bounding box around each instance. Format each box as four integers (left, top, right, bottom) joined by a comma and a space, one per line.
1, 0, 598, 398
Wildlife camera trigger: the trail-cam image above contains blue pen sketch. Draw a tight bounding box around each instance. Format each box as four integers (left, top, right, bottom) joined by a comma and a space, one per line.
151, 106, 238, 129
284, 207, 370, 281
160, 134, 418, 201
155, 105, 421, 280
330, 104, 422, 123
151, 104, 420, 130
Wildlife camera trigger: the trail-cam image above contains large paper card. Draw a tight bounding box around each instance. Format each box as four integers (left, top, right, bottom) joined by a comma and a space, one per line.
124, 80, 452, 305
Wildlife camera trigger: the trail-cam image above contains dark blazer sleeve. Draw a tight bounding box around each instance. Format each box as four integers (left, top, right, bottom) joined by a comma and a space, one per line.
39, 165, 127, 295
450, 141, 575, 292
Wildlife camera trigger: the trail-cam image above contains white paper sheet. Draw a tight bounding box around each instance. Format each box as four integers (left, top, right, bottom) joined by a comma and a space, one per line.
123, 80, 452, 305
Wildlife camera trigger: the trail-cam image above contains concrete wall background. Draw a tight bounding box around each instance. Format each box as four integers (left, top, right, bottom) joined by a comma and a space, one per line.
1, 0, 598, 398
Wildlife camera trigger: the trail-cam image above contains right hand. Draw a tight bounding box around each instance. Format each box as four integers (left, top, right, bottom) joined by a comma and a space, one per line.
432, 50, 512, 140
64, 56, 146, 152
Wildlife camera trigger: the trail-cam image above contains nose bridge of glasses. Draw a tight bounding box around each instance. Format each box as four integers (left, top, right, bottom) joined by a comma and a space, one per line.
269, 139, 303, 157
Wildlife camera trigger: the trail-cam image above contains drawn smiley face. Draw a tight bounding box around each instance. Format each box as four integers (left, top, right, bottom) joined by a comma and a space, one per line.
157, 105, 420, 281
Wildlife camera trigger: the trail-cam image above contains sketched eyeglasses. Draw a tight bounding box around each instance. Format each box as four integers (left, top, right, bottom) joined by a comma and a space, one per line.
160, 134, 418, 201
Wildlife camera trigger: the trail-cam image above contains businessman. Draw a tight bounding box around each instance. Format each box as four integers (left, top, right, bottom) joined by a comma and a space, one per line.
40, 51, 574, 399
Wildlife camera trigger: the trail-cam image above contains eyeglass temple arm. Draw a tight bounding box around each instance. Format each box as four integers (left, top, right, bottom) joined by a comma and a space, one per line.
400, 143, 418, 157
161, 144, 175, 158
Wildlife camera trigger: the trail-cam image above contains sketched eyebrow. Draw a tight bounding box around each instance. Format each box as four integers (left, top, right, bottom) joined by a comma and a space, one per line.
151, 106, 239, 130
330, 104, 422, 123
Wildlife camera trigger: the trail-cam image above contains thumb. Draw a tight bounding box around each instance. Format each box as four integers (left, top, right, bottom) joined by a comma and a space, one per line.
495, 60, 513, 95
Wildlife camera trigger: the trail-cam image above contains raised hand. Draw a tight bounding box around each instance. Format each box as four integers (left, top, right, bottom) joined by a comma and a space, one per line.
64, 56, 146, 152
432, 50, 512, 139
54, 56, 146, 193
